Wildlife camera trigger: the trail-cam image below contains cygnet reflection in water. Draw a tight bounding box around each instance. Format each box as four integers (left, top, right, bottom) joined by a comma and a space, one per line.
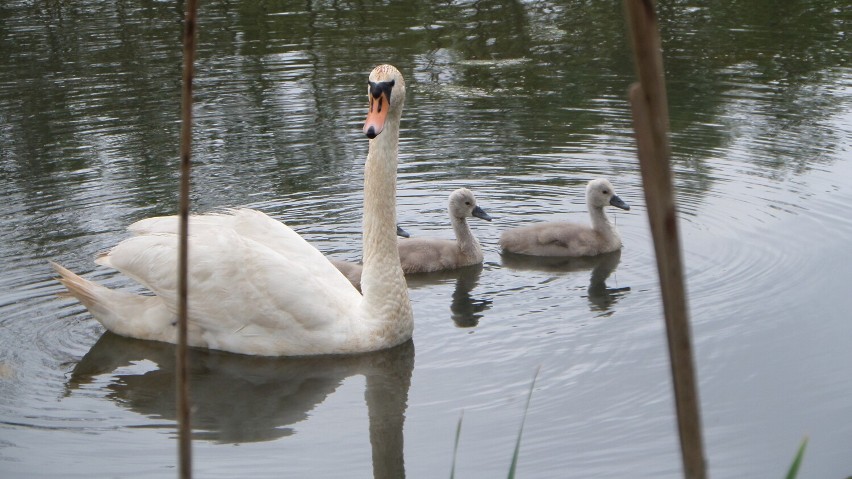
405, 263, 492, 327
501, 249, 629, 312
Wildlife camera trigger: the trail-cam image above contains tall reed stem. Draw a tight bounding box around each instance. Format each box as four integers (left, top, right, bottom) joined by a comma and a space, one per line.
623, 1, 706, 478
178, 0, 199, 477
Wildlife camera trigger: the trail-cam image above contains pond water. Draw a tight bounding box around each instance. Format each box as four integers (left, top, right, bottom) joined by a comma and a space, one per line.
1, 1, 850, 478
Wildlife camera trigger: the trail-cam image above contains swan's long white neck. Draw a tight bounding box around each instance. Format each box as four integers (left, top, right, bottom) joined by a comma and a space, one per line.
360, 111, 413, 334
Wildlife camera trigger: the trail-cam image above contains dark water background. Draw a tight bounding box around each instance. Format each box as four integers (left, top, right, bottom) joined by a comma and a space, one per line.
1, 1, 850, 477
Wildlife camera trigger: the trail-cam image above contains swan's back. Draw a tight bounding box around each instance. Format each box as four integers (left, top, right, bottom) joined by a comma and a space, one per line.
331, 259, 364, 290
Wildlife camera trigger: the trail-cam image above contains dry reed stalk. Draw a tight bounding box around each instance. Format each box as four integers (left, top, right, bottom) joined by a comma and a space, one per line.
178, 0, 199, 477
623, 1, 706, 478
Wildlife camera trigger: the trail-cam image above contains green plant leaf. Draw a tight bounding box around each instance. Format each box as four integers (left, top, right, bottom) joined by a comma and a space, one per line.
508, 367, 540, 479
785, 436, 809, 479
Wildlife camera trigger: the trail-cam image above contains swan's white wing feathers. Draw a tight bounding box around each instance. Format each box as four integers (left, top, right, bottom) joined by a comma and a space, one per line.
129, 209, 331, 271
97, 228, 363, 354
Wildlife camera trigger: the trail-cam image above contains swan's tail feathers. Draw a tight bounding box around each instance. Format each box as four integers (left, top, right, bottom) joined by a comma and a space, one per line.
51, 261, 108, 312
50, 261, 172, 341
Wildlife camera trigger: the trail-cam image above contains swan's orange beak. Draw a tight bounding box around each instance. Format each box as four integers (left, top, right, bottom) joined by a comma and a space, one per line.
363, 91, 390, 139
364, 79, 395, 139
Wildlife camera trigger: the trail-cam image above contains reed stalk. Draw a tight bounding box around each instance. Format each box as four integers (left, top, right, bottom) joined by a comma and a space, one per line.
449, 411, 463, 479
177, 0, 199, 477
623, 1, 706, 478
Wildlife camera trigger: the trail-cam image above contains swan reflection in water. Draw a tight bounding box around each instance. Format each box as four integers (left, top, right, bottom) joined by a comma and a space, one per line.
66, 333, 414, 478
404, 263, 492, 327
500, 249, 630, 312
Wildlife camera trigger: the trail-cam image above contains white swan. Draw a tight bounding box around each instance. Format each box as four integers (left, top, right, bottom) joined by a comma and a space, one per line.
52, 64, 413, 356
499, 178, 630, 257
398, 188, 492, 273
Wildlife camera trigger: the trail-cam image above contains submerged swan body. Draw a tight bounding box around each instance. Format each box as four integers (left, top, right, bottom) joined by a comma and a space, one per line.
398, 188, 492, 274
499, 178, 630, 257
53, 64, 413, 356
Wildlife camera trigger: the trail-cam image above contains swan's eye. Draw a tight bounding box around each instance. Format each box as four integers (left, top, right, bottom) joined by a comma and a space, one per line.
602, 190, 609, 195
465, 201, 471, 206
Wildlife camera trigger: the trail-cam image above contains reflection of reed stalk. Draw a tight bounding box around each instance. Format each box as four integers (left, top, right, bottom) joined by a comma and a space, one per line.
624, 1, 706, 478
178, 0, 199, 477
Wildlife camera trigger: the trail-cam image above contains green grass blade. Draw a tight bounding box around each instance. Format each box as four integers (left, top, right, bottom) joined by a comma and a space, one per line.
507, 367, 540, 479
784, 436, 808, 479
450, 411, 464, 479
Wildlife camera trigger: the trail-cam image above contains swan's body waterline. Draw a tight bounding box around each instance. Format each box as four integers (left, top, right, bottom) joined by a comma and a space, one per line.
499, 178, 630, 257
52, 64, 413, 357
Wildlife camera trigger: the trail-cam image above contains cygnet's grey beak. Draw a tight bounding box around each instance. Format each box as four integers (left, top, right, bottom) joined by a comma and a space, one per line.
396, 225, 410, 238
609, 195, 630, 211
472, 206, 493, 222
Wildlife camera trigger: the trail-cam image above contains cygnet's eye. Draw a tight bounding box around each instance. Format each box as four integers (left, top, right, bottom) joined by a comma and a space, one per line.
602, 190, 609, 195
465, 201, 471, 206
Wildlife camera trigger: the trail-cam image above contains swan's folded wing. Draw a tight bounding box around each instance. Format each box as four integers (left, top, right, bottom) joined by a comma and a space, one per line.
97, 229, 362, 340
128, 209, 335, 275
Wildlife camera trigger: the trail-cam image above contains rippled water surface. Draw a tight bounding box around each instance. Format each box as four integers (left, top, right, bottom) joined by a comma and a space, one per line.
1, 1, 850, 478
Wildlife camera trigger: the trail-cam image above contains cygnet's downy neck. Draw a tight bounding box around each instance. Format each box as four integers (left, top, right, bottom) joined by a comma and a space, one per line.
588, 203, 616, 234
451, 215, 479, 255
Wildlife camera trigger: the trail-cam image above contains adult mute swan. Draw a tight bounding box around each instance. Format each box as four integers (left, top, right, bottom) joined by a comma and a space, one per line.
52, 64, 413, 356
499, 178, 630, 257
